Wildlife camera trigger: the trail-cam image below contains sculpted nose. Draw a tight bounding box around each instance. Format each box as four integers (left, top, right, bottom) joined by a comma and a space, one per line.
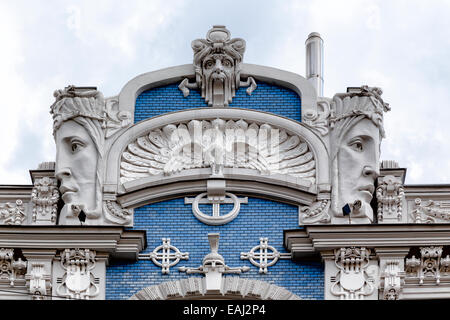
55, 167, 72, 182
363, 165, 379, 179
214, 59, 223, 72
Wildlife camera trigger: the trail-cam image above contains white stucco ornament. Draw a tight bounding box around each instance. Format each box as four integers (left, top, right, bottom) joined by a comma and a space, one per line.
138, 238, 189, 274
0, 200, 26, 225
120, 118, 316, 184
331, 247, 376, 299
179, 25, 257, 107
329, 86, 390, 224
50, 86, 131, 225
240, 238, 291, 274
179, 233, 250, 292
57, 249, 99, 299
0, 248, 27, 286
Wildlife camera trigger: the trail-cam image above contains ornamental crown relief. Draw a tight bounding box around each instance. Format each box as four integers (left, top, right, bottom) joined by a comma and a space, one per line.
178, 25, 257, 107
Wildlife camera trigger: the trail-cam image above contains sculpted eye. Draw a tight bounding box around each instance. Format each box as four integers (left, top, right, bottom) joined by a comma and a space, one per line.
349, 139, 364, 151
205, 60, 214, 69
71, 140, 85, 153
222, 59, 232, 67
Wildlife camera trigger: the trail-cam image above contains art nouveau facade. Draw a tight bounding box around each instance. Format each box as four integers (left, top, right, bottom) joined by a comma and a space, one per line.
1, 26, 449, 300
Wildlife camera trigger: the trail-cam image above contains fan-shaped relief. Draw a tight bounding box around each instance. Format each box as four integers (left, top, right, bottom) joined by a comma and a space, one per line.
119, 119, 316, 186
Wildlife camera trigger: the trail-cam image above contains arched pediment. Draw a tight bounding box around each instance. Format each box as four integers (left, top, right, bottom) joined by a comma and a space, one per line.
118, 63, 318, 123
104, 108, 330, 209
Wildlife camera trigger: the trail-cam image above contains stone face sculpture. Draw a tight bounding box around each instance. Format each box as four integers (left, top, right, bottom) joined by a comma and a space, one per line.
179, 25, 257, 107
50, 86, 131, 225
51, 86, 106, 224
330, 86, 390, 223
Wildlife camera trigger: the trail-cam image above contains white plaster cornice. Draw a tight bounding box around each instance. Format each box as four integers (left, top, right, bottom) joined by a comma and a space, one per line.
0, 185, 33, 202
285, 224, 450, 259
404, 185, 450, 199
0, 226, 145, 260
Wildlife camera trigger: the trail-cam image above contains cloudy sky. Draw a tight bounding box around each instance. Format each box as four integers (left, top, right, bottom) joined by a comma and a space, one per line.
0, 0, 449, 185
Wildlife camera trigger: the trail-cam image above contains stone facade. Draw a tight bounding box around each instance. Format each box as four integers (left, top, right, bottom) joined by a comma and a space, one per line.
0, 25, 449, 300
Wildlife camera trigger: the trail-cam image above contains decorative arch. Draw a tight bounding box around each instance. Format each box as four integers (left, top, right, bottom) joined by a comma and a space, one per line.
129, 276, 301, 300
103, 108, 330, 209
117, 63, 318, 124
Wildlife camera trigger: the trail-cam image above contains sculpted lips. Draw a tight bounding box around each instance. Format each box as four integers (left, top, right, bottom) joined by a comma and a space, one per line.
60, 185, 78, 202
358, 184, 375, 200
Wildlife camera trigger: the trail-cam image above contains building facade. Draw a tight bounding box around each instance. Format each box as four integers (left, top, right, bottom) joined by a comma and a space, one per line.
1, 26, 449, 300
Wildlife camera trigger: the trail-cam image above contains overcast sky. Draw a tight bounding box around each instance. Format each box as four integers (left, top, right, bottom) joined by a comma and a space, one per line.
0, 0, 449, 185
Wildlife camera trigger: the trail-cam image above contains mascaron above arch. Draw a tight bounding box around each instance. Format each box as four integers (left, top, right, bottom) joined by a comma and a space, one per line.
118, 25, 317, 122
118, 63, 317, 124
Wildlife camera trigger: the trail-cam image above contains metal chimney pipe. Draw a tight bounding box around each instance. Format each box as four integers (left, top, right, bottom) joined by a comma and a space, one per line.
305, 32, 324, 97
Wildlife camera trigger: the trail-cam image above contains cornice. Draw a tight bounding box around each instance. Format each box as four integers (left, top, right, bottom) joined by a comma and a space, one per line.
285, 224, 450, 259
0, 226, 146, 260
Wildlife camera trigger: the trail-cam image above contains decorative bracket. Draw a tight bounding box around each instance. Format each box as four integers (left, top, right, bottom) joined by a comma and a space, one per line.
240, 238, 291, 274
138, 238, 189, 274
380, 260, 404, 300
299, 196, 331, 225
103, 200, 133, 225
26, 263, 51, 300
405, 246, 450, 285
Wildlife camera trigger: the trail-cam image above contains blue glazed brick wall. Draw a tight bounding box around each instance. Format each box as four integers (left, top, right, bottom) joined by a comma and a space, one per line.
134, 81, 301, 123
106, 197, 324, 300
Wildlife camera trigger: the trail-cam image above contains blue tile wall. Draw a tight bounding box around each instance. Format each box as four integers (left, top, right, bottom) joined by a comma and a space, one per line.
134, 81, 302, 123
106, 197, 324, 300
106, 79, 321, 299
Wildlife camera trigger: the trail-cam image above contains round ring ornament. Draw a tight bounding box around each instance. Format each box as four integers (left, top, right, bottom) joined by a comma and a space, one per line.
192, 192, 241, 225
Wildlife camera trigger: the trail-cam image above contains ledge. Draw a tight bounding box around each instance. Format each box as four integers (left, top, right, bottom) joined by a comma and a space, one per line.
284, 224, 450, 259
0, 226, 146, 260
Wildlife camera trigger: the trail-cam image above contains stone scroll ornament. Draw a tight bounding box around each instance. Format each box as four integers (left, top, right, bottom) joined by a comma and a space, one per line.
50, 86, 131, 225
120, 118, 316, 185
412, 198, 450, 223
328, 86, 390, 224
179, 25, 257, 107
0, 200, 26, 225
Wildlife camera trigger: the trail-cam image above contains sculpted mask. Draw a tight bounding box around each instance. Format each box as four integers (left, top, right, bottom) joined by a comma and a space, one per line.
51, 86, 106, 224
179, 25, 256, 107
330, 86, 390, 223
